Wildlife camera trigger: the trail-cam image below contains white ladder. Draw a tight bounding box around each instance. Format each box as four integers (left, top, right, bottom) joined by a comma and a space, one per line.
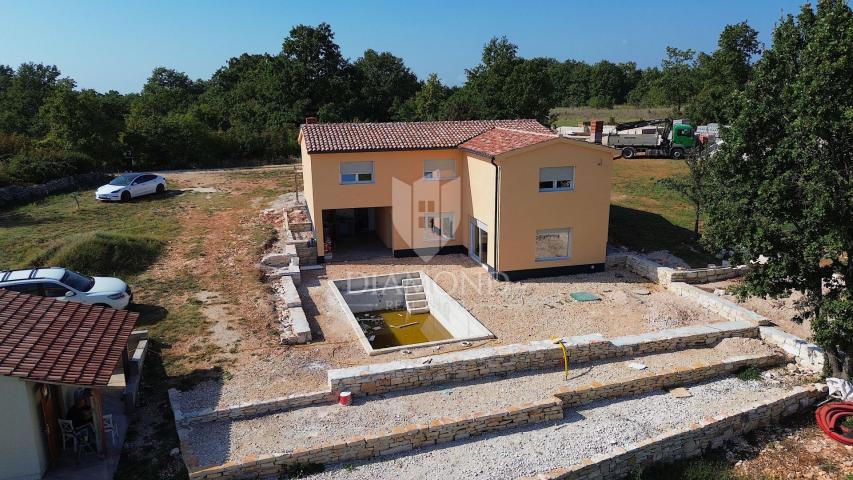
403, 276, 429, 314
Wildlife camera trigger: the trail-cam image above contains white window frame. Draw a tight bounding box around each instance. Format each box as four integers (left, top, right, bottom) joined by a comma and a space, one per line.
340, 161, 374, 185
538, 166, 575, 192
440, 213, 455, 240
535, 228, 572, 262
423, 159, 457, 180
422, 213, 455, 241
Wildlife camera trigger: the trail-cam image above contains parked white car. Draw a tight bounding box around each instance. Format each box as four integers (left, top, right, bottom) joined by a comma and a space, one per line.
0, 267, 132, 309
96, 173, 166, 201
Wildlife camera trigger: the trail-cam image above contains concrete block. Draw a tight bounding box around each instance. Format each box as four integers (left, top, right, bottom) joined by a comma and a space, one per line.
289, 307, 311, 343
279, 276, 302, 307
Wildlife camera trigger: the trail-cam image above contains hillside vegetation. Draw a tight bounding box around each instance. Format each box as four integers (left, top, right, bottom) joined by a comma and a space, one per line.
1, 20, 760, 186
551, 106, 674, 127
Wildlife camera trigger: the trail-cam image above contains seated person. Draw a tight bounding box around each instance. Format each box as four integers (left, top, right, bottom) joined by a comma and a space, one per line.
66, 396, 95, 443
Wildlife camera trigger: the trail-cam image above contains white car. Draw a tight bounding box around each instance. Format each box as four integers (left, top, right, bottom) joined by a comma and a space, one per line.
96, 173, 166, 201
0, 267, 132, 309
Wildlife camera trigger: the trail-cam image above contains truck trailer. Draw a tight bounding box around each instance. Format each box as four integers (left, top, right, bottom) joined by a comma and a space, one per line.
603, 118, 699, 159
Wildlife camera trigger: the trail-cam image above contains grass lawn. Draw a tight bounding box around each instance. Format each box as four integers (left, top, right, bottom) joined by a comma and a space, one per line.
0, 167, 296, 480
0, 189, 187, 270
609, 158, 716, 267
550, 105, 673, 127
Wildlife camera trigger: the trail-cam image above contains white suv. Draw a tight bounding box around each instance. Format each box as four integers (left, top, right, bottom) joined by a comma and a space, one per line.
0, 268, 132, 309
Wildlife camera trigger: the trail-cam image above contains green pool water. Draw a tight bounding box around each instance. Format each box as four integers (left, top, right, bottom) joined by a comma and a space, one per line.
355, 309, 452, 349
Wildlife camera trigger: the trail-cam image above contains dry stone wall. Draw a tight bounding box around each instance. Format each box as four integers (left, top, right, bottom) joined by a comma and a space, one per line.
0, 172, 111, 209
554, 353, 782, 408
328, 321, 758, 396
175, 353, 789, 480
523, 384, 827, 480
185, 399, 564, 479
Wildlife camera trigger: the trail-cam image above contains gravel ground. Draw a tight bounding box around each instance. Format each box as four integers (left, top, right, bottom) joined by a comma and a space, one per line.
177, 255, 739, 412
318, 255, 730, 344
305, 376, 791, 480
186, 338, 777, 466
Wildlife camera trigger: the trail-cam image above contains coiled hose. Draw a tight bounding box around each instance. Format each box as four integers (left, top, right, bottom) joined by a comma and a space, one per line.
815, 401, 853, 445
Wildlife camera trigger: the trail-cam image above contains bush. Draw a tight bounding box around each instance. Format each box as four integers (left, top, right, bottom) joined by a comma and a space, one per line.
3, 147, 96, 185
27, 231, 165, 277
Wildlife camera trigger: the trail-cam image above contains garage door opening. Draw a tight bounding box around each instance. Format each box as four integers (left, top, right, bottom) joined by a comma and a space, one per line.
322, 207, 392, 262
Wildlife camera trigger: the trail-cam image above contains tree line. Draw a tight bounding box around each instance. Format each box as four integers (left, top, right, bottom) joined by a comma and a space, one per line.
1, 20, 761, 186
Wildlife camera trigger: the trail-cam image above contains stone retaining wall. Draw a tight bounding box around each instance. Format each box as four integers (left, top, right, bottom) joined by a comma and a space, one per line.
667, 281, 770, 325
554, 353, 782, 408
0, 172, 111, 209
178, 353, 786, 479
522, 384, 827, 480
759, 326, 824, 372
328, 320, 758, 396
607, 253, 746, 285
186, 398, 564, 479
171, 389, 337, 426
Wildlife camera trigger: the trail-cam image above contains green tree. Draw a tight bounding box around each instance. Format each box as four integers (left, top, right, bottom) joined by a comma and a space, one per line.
351, 49, 420, 121
280, 23, 351, 118
703, 0, 853, 378
410, 73, 449, 121
0, 63, 62, 136
657, 150, 711, 237
687, 21, 761, 123
656, 47, 698, 114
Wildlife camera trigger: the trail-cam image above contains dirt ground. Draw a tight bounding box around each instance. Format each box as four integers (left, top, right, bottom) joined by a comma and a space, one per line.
178, 253, 740, 411
700, 279, 813, 340
114, 167, 842, 480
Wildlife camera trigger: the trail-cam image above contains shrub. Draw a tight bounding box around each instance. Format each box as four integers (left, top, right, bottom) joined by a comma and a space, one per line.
736, 365, 762, 382
5, 147, 96, 185
27, 231, 165, 277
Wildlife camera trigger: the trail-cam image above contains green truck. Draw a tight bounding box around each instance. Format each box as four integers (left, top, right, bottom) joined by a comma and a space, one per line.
602, 118, 698, 159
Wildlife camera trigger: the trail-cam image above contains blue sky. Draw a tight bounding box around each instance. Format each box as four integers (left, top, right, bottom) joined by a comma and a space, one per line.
1, 0, 808, 93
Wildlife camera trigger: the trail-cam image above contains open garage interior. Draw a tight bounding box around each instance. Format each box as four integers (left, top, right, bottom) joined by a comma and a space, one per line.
322, 207, 392, 262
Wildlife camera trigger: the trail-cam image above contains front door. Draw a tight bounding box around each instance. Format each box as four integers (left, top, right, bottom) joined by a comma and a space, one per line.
38, 383, 62, 465
468, 218, 488, 265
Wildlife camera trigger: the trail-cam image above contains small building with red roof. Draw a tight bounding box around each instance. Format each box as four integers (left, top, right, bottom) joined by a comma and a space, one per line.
298, 119, 615, 279
0, 289, 146, 479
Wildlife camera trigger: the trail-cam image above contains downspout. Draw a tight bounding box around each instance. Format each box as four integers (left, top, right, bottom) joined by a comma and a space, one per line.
490, 156, 500, 275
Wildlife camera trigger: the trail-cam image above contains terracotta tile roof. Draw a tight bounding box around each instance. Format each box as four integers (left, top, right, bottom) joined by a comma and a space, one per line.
300, 119, 552, 153
0, 290, 138, 386
459, 127, 558, 157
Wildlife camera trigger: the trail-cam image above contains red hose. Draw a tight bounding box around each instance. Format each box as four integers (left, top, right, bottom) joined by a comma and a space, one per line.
815, 401, 853, 445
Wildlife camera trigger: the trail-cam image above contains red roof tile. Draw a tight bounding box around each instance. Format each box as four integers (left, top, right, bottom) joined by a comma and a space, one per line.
0, 290, 138, 387
459, 127, 558, 157
300, 119, 552, 153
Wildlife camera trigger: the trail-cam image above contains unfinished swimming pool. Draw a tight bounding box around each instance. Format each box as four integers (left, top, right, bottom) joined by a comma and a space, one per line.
329, 272, 494, 355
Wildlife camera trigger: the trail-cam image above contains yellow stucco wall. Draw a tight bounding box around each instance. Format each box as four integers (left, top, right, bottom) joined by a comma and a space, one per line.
495, 139, 613, 272
300, 136, 612, 273
461, 153, 497, 267
300, 148, 465, 255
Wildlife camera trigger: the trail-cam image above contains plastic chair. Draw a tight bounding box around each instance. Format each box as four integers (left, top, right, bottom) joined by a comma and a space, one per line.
58, 419, 77, 452
103, 414, 119, 446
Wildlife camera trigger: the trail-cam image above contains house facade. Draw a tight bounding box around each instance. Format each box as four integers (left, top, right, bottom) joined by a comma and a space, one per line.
0, 290, 142, 480
298, 119, 614, 280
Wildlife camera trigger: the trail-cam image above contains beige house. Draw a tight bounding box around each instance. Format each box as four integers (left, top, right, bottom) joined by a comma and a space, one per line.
298, 119, 615, 280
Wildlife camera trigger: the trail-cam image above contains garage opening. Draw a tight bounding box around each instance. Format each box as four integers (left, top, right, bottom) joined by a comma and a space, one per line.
322, 207, 392, 262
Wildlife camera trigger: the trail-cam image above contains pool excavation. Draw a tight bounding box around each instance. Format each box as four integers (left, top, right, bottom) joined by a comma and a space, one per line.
329, 271, 494, 354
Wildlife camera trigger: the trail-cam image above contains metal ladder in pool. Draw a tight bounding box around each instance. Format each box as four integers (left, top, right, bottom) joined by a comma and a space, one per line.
402, 276, 430, 314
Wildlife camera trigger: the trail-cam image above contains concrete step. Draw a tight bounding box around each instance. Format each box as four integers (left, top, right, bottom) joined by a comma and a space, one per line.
404, 285, 424, 294
407, 306, 430, 315
405, 292, 426, 301
407, 299, 428, 309
402, 278, 422, 287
